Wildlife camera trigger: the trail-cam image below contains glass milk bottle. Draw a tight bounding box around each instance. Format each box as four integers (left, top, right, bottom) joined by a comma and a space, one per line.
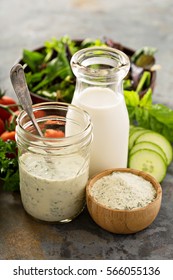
70, 46, 130, 176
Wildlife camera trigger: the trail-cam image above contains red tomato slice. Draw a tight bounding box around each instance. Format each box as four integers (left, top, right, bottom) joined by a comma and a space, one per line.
0, 131, 16, 141
0, 96, 18, 121
44, 129, 65, 138
33, 110, 46, 119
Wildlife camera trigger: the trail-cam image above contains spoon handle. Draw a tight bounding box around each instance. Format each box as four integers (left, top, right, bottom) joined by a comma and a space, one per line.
10, 64, 43, 137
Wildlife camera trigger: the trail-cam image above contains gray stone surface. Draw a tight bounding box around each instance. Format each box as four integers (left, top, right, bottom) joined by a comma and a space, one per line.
0, 0, 173, 260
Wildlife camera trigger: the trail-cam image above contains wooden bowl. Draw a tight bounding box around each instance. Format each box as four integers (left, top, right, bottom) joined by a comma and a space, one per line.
86, 168, 162, 234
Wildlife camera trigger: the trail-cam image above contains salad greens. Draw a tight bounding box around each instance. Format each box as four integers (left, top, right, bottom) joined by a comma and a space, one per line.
124, 88, 173, 142
22, 36, 107, 103
22, 36, 155, 102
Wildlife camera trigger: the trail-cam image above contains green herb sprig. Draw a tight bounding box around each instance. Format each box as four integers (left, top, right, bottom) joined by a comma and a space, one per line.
124, 88, 173, 142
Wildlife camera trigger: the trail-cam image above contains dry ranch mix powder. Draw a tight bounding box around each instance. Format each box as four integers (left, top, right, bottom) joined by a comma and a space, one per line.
91, 172, 157, 210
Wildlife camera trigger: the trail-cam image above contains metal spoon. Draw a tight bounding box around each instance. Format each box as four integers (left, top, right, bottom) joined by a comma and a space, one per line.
10, 64, 43, 137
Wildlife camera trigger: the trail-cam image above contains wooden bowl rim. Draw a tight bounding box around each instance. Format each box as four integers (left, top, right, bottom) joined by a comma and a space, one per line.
86, 168, 162, 213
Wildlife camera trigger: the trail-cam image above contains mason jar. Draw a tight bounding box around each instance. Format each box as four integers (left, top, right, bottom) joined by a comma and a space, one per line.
16, 102, 93, 223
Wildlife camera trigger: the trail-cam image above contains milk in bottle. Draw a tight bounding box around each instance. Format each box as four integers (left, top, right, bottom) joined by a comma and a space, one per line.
70, 47, 130, 176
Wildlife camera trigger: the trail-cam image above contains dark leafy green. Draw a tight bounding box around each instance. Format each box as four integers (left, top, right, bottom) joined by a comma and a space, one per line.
0, 139, 19, 191
23, 49, 45, 72
22, 36, 82, 102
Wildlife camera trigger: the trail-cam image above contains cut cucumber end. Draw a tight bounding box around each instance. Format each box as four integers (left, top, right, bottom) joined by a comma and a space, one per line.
129, 141, 167, 165
128, 149, 167, 183
129, 128, 149, 150
135, 131, 173, 165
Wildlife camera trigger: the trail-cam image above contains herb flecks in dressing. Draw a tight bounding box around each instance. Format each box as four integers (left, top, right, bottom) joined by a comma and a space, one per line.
19, 153, 88, 222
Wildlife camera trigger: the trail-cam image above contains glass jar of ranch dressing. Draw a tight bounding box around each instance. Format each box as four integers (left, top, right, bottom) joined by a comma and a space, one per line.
16, 102, 92, 223
70, 46, 130, 176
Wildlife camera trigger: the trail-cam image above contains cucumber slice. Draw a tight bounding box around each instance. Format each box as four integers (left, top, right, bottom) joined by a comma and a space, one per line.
129, 141, 167, 165
129, 128, 148, 150
135, 131, 173, 165
129, 125, 142, 136
128, 149, 167, 182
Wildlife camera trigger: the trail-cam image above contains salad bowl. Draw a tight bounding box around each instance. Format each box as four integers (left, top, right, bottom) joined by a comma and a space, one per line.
18, 36, 157, 104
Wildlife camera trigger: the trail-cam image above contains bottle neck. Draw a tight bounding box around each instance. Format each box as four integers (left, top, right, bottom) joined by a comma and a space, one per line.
71, 46, 130, 97
71, 46, 130, 82
74, 78, 123, 95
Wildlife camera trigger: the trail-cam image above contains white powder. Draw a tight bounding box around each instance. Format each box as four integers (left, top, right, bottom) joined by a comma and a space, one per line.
91, 172, 157, 210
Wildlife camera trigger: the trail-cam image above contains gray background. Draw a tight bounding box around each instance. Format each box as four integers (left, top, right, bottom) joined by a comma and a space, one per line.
0, 0, 173, 106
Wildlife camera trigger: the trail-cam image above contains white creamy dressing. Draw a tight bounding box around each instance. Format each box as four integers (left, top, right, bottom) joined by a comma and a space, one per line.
91, 172, 156, 210
72, 87, 129, 176
19, 153, 88, 222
